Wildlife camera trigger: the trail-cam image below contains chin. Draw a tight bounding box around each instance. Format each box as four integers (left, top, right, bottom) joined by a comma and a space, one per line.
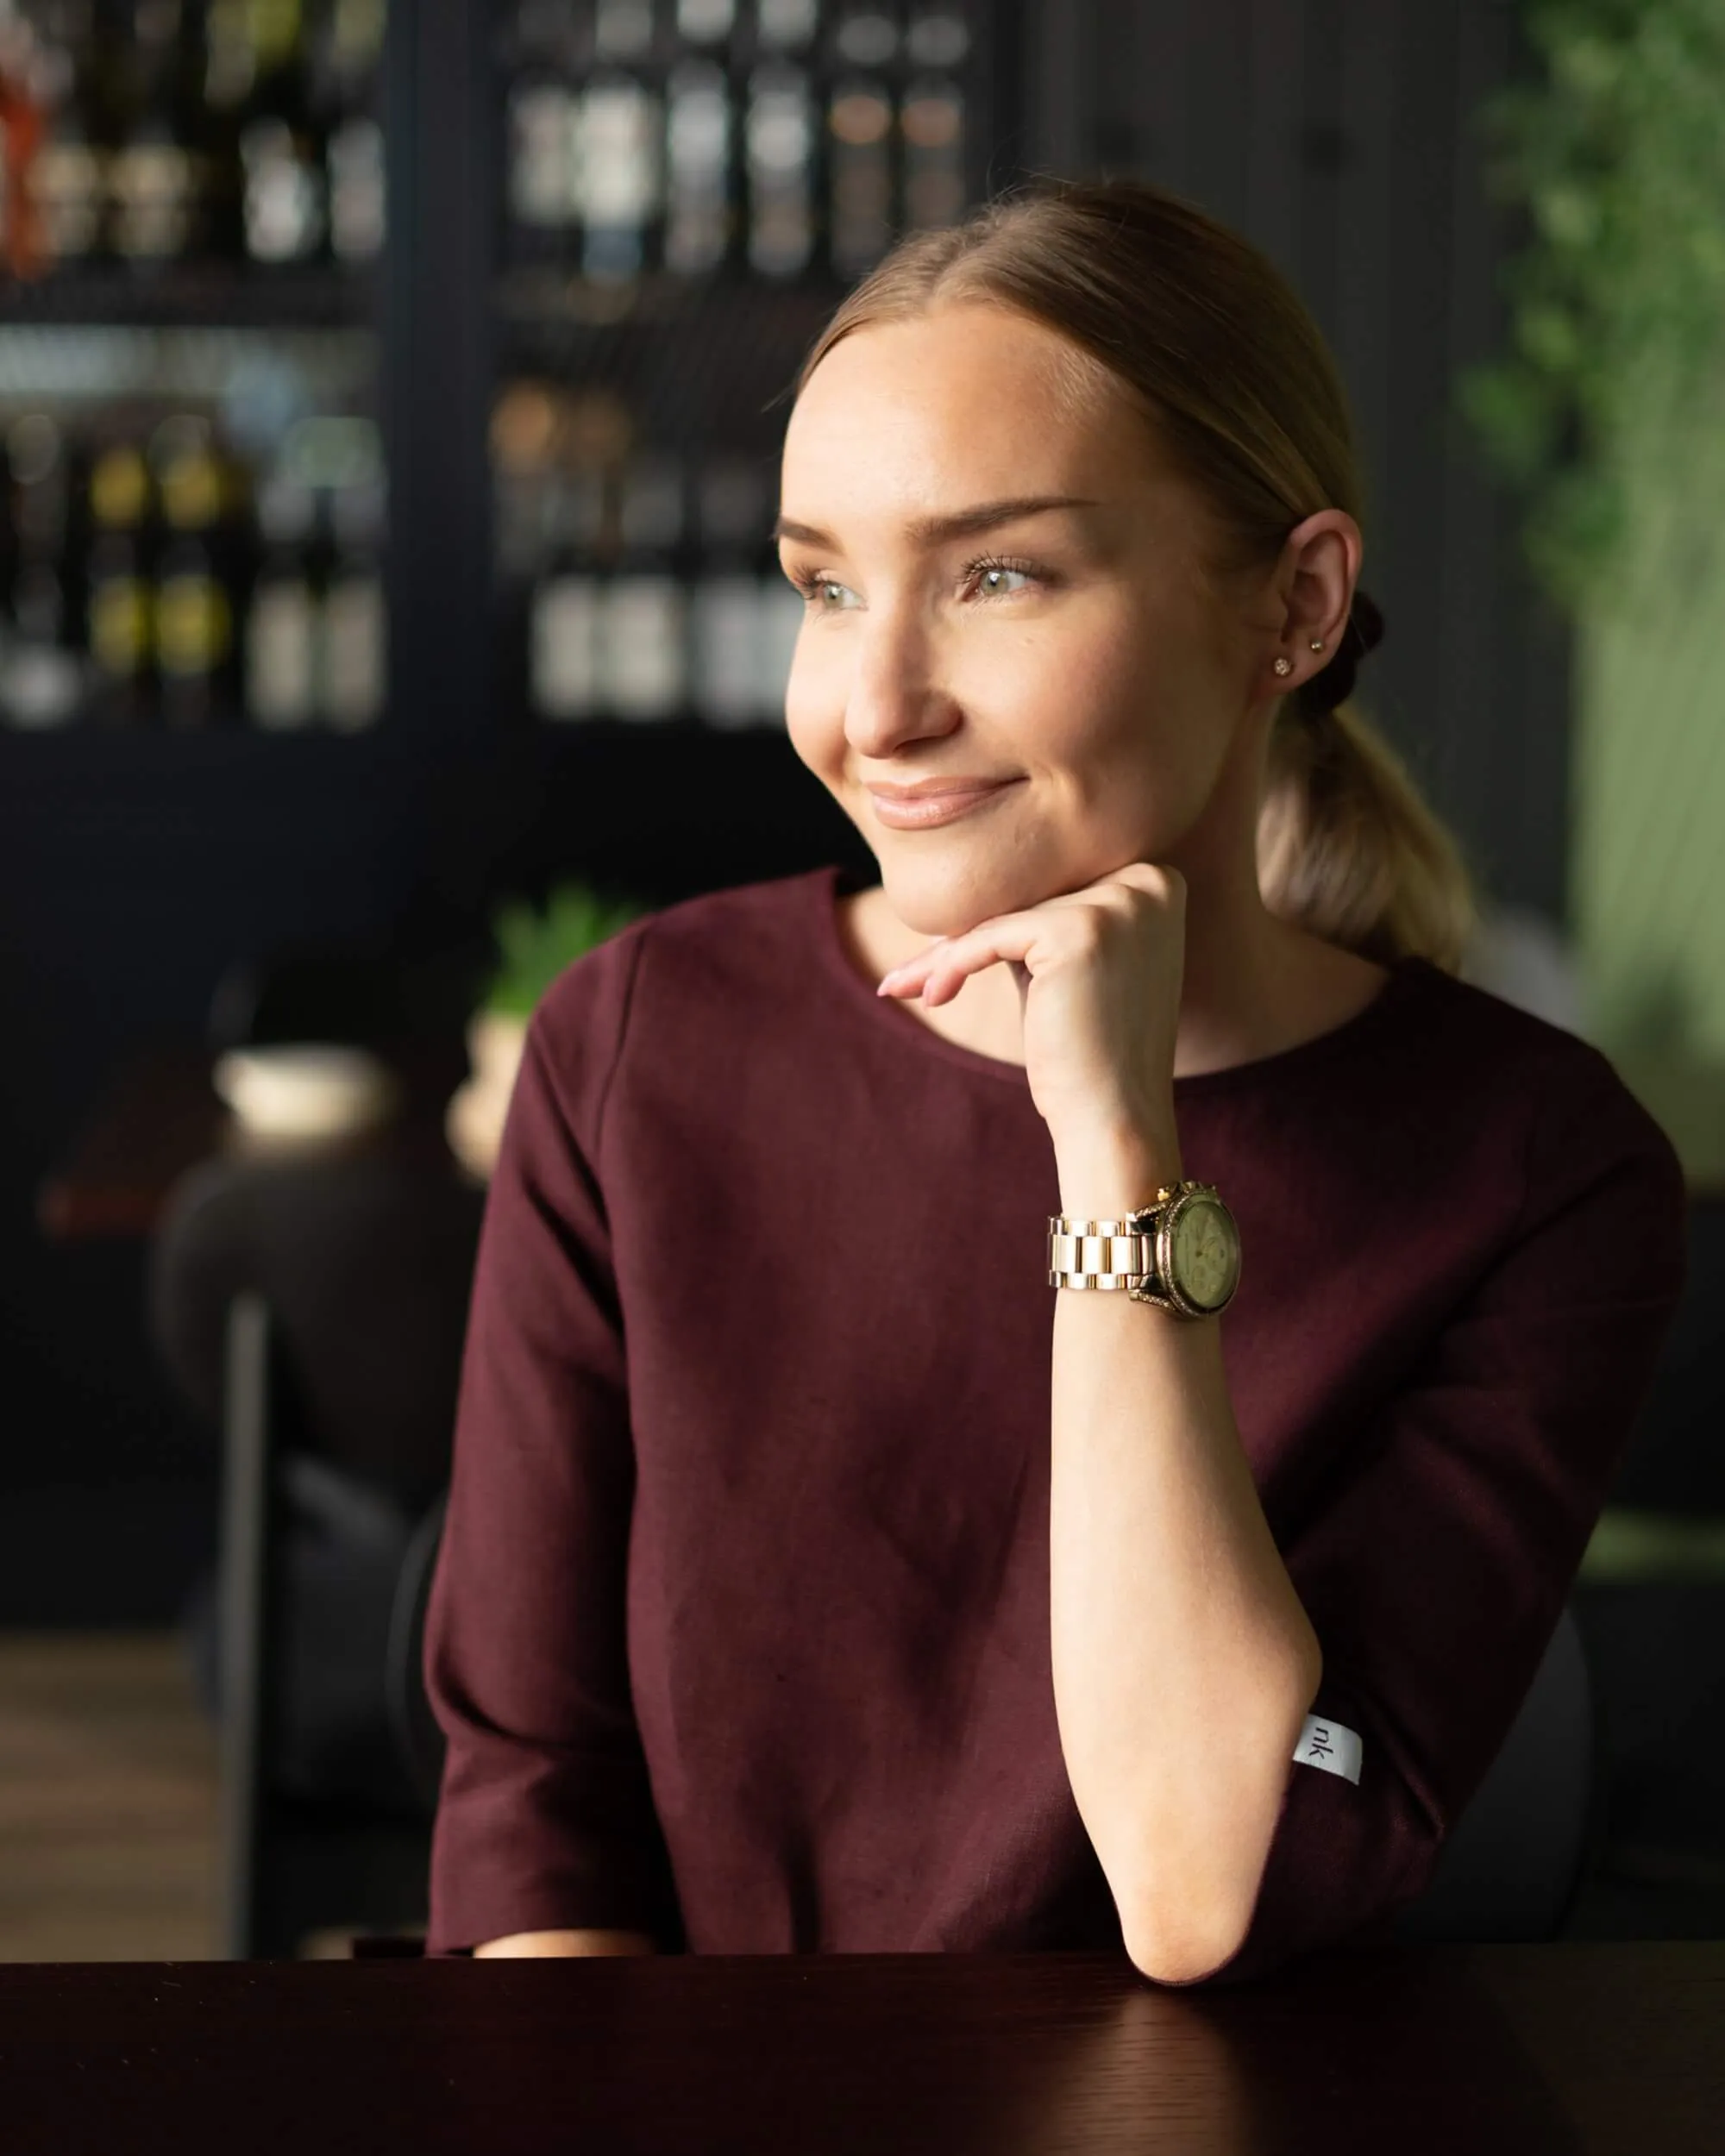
875, 845, 1060, 941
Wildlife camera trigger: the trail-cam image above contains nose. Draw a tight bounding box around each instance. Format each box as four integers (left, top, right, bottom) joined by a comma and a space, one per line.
841, 601, 961, 760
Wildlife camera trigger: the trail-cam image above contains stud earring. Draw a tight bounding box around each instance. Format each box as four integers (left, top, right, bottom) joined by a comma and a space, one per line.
1309, 639, 1326, 653
1272, 656, 1293, 676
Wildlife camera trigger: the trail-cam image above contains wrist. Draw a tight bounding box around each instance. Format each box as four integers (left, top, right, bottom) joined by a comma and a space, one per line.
1054, 1120, 1182, 1217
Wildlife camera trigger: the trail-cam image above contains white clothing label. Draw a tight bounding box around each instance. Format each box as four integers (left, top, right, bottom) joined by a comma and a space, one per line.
1293, 1714, 1362, 1785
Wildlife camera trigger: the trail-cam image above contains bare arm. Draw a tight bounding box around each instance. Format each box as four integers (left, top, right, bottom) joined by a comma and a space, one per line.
473, 1928, 656, 1957
1051, 1128, 1322, 1986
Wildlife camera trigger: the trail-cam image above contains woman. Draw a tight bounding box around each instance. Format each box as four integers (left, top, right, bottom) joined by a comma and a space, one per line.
422, 179, 1684, 1985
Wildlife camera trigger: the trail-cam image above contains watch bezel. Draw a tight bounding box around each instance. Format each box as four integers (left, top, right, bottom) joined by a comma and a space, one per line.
1126, 1184, 1241, 1317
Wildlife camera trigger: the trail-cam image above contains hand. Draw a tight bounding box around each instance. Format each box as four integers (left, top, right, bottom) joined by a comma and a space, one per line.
876, 863, 1187, 1198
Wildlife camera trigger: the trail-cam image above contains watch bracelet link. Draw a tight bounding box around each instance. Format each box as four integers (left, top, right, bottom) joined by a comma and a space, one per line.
1046, 1219, 1163, 1295
1047, 1181, 1226, 1316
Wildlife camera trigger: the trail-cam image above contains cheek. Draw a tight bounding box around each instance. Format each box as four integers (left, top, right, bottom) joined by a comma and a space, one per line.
782, 629, 838, 768
980, 605, 1152, 768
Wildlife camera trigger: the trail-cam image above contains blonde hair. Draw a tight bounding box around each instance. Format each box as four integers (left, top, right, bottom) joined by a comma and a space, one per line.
793, 178, 1474, 971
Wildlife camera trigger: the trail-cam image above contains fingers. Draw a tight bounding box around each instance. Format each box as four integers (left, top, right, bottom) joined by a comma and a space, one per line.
878, 918, 1035, 1006
875, 865, 1183, 1006
874, 902, 1096, 1005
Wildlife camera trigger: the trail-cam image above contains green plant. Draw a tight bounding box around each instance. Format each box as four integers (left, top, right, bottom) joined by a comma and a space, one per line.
1460, 0, 1725, 610
484, 883, 649, 1018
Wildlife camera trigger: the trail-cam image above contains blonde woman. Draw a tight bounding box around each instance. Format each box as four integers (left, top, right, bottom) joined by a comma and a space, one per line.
423, 180, 1684, 1985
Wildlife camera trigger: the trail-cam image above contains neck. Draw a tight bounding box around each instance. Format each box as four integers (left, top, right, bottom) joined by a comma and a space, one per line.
1161, 762, 1314, 1078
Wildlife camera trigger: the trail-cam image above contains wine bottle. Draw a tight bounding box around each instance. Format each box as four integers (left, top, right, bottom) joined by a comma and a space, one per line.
602, 453, 687, 719
22, 0, 110, 274
6, 411, 73, 560
503, 1, 580, 263
0, 415, 84, 729
1, 552, 84, 728
313, 0, 387, 264
85, 436, 155, 726
237, 0, 328, 266
530, 468, 605, 722
109, 0, 209, 268
246, 464, 319, 728
321, 453, 386, 728
676, 0, 736, 48
593, 0, 657, 61
744, 60, 815, 277
900, 71, 964, 233
827, 80, 892, 277
753, 0, 819, 53
831, 2, 895, 69
690, 456, 767, 729
663, 56, 730, 276
905, 3, 969, 70
152, 414, 239, 729
578, 2, 664, 283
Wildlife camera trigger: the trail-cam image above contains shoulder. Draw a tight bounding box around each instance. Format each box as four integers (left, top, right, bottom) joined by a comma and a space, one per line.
1394, 962, 1686, 1282
535, 870, 825, 1030
524, 868, 832, 1131
1397, 960, 1664, 1136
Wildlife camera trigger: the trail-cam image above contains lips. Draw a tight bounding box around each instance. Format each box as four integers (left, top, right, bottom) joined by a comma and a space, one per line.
864, 778, 1018, 801
864, 778, 1022, 830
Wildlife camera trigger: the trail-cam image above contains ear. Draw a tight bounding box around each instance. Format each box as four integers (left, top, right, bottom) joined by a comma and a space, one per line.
1269, 510, 1363, 689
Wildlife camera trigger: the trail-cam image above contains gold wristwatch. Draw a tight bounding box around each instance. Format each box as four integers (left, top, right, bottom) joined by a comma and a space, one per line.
1047, 1181, 1242, 1318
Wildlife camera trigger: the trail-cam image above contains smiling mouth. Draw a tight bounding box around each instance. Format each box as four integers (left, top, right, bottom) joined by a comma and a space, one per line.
865, 780, 1023, 830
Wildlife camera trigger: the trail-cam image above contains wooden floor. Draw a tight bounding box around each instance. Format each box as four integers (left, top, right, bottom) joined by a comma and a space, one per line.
0, 1633, 221, 1961
0, 1632, 403, 1963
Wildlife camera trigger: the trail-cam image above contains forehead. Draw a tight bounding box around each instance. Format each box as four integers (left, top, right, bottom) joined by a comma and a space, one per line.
781, 304, 1157, 515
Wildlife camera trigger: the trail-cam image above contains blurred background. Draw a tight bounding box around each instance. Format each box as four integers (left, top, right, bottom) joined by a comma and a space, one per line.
2, 0, 1723, 1961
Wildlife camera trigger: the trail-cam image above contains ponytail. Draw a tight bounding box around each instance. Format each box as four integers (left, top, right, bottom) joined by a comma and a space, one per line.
1262, 585, 1473, 970
1258, 694, 1475, 972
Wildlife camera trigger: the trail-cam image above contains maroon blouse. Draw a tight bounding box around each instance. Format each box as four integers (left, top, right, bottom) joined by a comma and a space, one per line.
422, 865, 1686, 1983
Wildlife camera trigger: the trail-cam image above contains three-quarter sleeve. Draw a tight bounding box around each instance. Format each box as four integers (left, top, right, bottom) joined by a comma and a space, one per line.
1165, 1053, 1688, 1989
422, 925, 681, 1957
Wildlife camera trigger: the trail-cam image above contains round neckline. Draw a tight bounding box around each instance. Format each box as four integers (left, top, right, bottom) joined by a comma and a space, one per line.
804, 862, 1435, 1097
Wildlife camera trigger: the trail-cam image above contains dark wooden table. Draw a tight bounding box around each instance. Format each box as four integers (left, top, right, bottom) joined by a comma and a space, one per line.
2, 1941, 1720, 2155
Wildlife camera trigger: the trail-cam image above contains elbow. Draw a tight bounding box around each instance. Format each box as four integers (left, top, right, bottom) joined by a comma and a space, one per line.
1122, 1902, 1250, 1987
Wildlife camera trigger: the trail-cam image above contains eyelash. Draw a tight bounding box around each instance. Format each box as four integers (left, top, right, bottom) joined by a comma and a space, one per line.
788, 554, 1044, 609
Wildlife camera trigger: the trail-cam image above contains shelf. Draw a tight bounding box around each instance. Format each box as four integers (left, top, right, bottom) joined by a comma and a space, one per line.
0, 320, 378, 408
0, 717, 392, 757
0, 266, 380, 333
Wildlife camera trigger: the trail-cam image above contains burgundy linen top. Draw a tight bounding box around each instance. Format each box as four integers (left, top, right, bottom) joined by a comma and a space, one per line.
423, 865, 1686, 1983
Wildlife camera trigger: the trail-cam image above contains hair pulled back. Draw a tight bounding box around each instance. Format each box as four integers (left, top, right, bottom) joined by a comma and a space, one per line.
793, 178, 1472, 971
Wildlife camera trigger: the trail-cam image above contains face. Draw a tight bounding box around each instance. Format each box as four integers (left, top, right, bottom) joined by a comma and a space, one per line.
776, 303, 1276, 939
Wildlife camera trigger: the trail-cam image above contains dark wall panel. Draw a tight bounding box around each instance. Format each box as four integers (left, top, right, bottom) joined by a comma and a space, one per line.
1029, 0, 1565, 917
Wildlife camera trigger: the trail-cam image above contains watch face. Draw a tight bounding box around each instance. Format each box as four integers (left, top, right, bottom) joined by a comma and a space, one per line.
1170, 1196, 1240, 1312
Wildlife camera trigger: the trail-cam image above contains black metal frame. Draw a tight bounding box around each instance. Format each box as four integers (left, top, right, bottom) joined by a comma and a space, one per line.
216, 1293, 439, 1960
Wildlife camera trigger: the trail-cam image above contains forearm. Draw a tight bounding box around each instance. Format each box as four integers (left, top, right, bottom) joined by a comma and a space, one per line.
473, 1929, 657, 1958
1050, 1131, 1322, 1984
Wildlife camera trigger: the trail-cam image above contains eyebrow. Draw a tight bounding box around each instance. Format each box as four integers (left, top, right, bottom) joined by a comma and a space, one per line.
771, 494, 1100, 550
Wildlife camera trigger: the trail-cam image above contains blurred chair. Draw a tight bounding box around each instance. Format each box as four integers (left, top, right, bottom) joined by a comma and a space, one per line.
152, 1141, 483, 1523
213, 1294, 461, 1959
1390, 1602, 1600, 1942
150, 1131, 483, 1956
386, 1486, 450, 1817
